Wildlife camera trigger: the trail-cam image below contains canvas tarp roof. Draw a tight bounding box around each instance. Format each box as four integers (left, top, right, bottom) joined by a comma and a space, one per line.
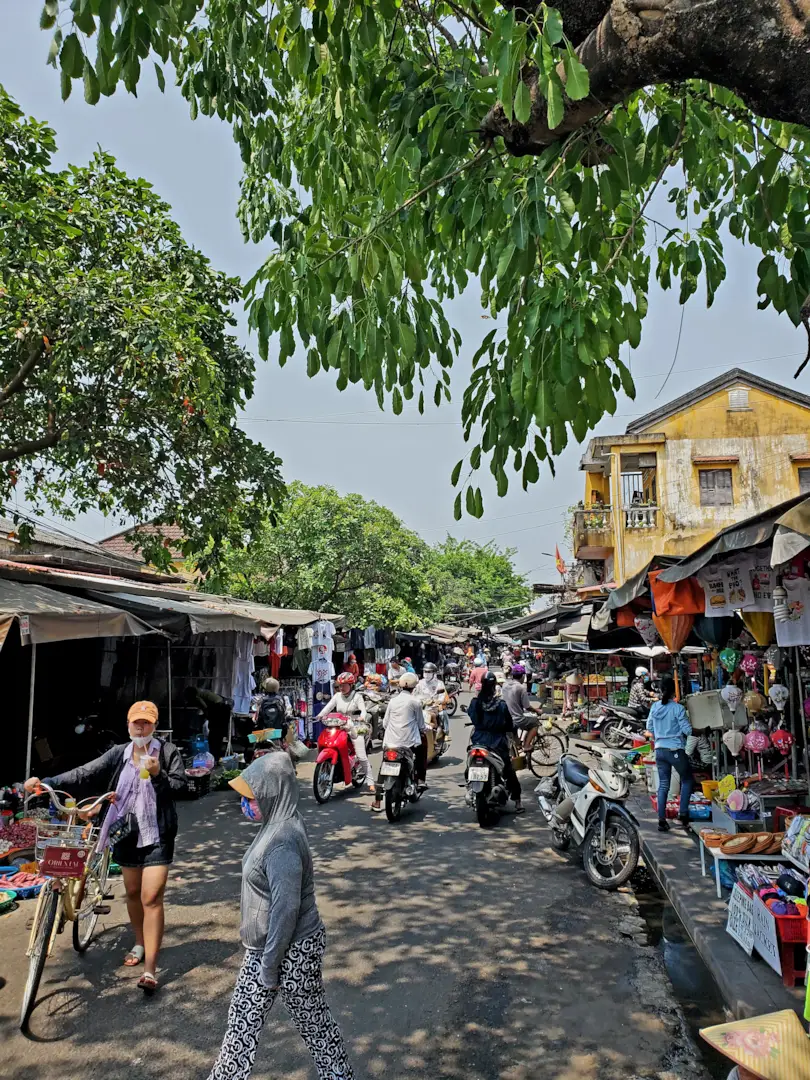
86, 591, 264, 636
0, 579, 156, 648
591, 555, 680, 631
658, 494, 810, 583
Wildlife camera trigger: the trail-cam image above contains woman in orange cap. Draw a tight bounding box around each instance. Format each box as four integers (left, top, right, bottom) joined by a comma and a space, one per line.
25, 700, 185, 994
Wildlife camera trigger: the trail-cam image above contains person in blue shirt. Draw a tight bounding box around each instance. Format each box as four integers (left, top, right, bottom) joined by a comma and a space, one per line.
646, 676, 694, 833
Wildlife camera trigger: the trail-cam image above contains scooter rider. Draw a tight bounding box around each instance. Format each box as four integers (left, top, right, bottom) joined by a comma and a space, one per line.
371, 672, 427, 814
467, 672, 524, 814
629, 666, 655, 712
317, 673, 375, 793
414, 663, 449, 735
501, 664, 542, 754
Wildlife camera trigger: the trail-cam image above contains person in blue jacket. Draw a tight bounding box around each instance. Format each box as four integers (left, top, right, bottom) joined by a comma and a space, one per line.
646, 676, 694, 832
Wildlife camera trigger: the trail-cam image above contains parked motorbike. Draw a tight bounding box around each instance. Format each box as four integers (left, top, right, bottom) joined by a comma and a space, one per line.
378, 746, 424, 822
312, 714, 366, 803
594, 703, 648, 749
536, 743, 641, 889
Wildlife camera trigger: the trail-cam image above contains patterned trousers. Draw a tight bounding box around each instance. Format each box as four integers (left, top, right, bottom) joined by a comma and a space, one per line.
207, 926, 354, 1080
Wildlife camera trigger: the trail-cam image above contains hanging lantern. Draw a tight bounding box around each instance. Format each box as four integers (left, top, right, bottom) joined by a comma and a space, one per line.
771, 728, 795, 755
804, 696, 810, 719
633, 616, 659, 648
744, 690, 765, 714
652, 613, 694, 653
773, 585, 789, 623
768, 683, 790, 713
744, 728, 770, 753
741, 612, 775, 647
721, 683, 743, 714
723, 729, 745, 757
719, 646, 742, 674
693, 614, 733, 648
740, 652, 759, 677
764, 645, 783, 669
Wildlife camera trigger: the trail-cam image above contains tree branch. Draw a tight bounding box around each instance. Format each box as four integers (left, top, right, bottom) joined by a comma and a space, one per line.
0, 430, 62, 465
405, 0, 460, 50
0, 339, 45, 410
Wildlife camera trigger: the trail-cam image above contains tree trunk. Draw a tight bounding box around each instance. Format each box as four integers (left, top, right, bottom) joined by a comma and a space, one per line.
482, 0, 810, 154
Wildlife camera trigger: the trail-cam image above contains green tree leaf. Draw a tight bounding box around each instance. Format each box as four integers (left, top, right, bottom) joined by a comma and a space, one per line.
514, 80, 532, 125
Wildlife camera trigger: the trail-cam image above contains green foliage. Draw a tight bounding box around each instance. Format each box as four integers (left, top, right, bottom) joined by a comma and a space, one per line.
425, 537, 533, 618
36, 3, 810, 517
0, 85, 283, 573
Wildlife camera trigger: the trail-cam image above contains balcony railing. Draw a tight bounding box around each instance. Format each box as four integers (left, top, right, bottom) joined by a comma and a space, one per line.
574, 508, 613, 535
623, 505, 658, 530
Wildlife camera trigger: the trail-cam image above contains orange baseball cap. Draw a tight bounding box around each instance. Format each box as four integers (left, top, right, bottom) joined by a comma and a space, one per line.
127, 701, 159, 724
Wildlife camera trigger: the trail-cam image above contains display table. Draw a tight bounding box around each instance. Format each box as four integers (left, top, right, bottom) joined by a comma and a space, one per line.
698, 836, 790, 898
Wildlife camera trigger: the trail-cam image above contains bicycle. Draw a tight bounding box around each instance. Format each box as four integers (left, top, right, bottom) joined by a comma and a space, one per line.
20, 782, 116, 1030
518, 716, 567, 778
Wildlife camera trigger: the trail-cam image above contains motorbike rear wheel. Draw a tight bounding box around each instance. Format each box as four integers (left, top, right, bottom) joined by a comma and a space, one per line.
313, 761, 335, 803
385, 787, 403, 822
583, 811, 639, 890
446, 697, 458, 718
475, 791, 498, 829
600, 719, 631, 750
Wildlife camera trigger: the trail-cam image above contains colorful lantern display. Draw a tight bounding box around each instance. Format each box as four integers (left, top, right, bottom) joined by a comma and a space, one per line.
743, 690, 765, 714
721, 684, 743, 714
804, 696, 810, 720
719, 647, 742, 674
692, 615, 733, 648
744, 728, 770, 779
723, 729, 745, 756
764, 645, 783, 669
771, 727, 795, 755
740, 652, 759, 677
740, 611, 776, 647
768, 684, 790, 713
652, 613, 694, 653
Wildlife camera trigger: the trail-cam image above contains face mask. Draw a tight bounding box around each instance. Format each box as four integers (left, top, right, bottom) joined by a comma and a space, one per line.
241, 796, 263, 822
130, 735, 152, 748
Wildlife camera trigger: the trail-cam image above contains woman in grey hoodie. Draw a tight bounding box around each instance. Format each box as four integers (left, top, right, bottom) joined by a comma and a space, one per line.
207, 752, 354, 1080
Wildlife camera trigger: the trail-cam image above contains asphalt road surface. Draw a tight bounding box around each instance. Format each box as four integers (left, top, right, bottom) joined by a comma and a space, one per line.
0, 704, 707, 1080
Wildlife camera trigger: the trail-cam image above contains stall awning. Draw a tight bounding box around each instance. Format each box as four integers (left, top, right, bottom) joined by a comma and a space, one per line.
194, 597, 344, 629
86, 591, 264, 636
0, 579, 156, 647
658, 493, 810, 583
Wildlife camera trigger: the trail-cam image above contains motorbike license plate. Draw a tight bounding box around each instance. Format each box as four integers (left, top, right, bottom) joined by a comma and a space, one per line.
468, 766, 489, 782
380, 762, 401, 776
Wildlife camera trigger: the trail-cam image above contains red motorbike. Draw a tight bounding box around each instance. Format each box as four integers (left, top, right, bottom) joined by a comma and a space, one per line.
312, 714, 365, 803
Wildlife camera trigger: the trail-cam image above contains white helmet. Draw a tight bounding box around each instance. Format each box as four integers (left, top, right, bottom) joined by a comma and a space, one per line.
635, 666, 648, 678
399, 672, 418, 689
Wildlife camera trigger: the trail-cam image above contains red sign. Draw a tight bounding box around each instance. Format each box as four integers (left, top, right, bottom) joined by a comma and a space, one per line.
40, 845, 88, 878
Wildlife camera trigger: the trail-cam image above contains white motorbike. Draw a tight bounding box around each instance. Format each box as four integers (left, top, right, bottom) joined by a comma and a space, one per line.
536, 743, 641, 890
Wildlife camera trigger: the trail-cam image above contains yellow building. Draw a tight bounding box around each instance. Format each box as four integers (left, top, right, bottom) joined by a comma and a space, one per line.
573, 369, 810, 588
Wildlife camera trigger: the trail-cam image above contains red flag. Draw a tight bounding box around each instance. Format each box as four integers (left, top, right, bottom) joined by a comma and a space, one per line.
555, 546, 566, 576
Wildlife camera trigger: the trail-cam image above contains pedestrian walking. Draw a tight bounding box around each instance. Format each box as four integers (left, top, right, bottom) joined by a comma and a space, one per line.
646, 676, 694, 832
24, 700, 185, 993
208, 752, 354, 1080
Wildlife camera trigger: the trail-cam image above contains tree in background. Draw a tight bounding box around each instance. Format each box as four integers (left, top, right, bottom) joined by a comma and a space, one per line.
213, 483, 437, 628
0, 86, 283, 573
427, 537, 533, 621
213, 484, 531, 627
36, 2, 810, 519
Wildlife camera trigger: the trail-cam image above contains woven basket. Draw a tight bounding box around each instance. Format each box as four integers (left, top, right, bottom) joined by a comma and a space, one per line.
700, 830, 730, 849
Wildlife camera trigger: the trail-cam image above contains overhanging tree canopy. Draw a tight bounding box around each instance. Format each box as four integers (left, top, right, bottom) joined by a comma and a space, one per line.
0, 84, 283, 571
37, 1, 810, 517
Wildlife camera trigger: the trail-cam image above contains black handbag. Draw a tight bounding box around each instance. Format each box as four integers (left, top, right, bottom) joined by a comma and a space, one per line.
108, 812, 137, 847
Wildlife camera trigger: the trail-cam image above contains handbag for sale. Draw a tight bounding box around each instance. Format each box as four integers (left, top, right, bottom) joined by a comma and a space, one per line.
108, 812, 137, 847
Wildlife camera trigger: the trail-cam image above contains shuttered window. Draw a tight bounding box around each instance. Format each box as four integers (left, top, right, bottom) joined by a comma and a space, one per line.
699, 469, 733, 506
799, 467, 810, 495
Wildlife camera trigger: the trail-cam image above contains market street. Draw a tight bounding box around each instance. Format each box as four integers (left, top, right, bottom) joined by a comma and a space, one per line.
0, 706, 707, 1080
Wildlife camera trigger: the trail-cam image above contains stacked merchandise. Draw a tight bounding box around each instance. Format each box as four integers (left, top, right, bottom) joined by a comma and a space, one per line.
308, 620, 337, 736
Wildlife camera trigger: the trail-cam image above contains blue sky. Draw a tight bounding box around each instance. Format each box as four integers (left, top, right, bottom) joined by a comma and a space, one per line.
1, 4, 806, 585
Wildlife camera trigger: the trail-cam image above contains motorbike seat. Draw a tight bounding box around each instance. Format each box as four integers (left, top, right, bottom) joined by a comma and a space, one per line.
561, 756, 591, 790
609, 705, 645, 720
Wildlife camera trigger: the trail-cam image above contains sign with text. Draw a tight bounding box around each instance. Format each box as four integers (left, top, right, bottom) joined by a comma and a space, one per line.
40, 844, 88, 879
726, 884, 755, 955
19, 614, 30, 638
752, 894, 783, 976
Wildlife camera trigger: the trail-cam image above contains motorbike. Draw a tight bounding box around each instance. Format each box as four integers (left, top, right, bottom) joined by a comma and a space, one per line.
422, 700, 451, 763
594, 703, 648, 749
444, 679, 461, 717
378, 745, 424, 822
462, 711, 519, 828
363, 690, 390, 747
312, 714, 366, 803
536, 743, 641, 889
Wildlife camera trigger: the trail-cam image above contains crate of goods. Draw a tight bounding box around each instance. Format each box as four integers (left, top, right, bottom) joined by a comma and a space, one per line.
184, 768, 211, 799
0, 867, 48, 899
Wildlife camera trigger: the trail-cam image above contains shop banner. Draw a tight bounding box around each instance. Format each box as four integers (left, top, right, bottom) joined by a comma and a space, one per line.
726, 884, 755, 955
752, 894, 783, 976
698, 556, 775, 617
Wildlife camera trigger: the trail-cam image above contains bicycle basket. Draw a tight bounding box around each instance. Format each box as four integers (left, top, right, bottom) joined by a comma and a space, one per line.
36, 821, 97, 878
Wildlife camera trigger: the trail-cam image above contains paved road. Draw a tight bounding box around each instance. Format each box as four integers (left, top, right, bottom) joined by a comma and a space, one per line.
0, 706, 707, 1080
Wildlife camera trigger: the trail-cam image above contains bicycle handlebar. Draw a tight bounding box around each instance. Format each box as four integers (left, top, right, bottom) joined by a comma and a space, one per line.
32, 781, 117, 816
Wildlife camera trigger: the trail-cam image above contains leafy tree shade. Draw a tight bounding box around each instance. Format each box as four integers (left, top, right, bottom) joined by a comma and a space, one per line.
212, 483, 437, 628
426, 537, 533, 619
0, 86, 283, 572
37, 3, 810, 516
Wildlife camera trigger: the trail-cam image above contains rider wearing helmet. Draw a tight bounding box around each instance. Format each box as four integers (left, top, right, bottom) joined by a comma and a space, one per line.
467, 672, 524, 813
629, 666, 654, 713
414, 662, 449, 735
317, 673, 375, 792
371, 671, 428, 813
501, 664, 543, 754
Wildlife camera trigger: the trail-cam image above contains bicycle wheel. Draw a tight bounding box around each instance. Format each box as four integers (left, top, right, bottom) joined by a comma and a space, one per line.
529, 733, 566, 777
20, 880, 59, 1030
73, 848, 111, 953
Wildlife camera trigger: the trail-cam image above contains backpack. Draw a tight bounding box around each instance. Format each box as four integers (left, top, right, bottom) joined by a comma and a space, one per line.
258, 695, 287, 731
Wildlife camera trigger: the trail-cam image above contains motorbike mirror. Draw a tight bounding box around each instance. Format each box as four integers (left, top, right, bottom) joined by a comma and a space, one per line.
75, 723, 86, 735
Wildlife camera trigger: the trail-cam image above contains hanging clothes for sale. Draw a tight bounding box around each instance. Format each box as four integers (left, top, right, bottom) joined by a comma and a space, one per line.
296, 625, 314, 650
311, 619, 336, 648
364, 625, 376, 649
308, 653, 335, 684
775, 576, 810, 646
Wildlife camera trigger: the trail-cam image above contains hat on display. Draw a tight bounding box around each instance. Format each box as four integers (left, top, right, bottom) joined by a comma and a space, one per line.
700, 1009, 810, 1080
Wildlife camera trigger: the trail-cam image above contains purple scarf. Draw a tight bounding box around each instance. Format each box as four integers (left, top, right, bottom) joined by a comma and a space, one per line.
98, 739, 160, 850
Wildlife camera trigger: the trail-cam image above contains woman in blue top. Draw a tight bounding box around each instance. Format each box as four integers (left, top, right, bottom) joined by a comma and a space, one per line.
646, 676, 694, 832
